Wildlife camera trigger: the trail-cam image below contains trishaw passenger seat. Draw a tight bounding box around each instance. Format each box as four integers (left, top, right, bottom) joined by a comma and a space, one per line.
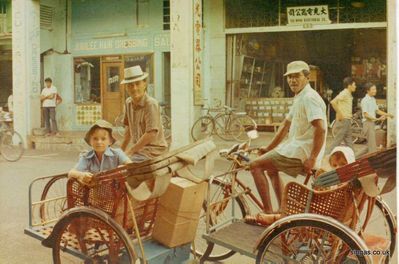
66, 172, 158, 237
281, 181, 354, 223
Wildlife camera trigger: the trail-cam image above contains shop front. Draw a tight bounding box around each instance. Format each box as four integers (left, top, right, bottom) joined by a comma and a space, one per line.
224, 0, 389, 129
40, 0, 171, 131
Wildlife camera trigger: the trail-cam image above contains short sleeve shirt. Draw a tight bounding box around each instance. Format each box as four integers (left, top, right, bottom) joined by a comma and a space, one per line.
361, 94, 379, 122
332, 89, 353, 119
41, 86, 57, 107
74, 147, 130, 173
275, 84, 327, 168
123, 94, 168, 158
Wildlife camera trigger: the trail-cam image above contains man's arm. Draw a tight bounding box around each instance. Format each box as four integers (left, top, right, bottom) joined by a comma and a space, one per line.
303, 119, 326, 174
259, 118, 291, 154
376, 109, 394, 118
40, 93, 55, 101
363, 112, 378, 122
330, 97, 343, 121
126, 130, 157, 156
120, 127, 131, 151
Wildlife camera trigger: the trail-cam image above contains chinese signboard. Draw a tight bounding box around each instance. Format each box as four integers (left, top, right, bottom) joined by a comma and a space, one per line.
287, 5, 331, 25
193, 0, 203, 106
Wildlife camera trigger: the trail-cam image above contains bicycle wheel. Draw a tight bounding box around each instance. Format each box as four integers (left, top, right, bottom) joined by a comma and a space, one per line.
230, 115, 258, 142
191, 116, 214, 141
162, 114, 171, 139
351, 119, 362, 144
359, 196, 396, 262
1, 129, 24, 162
49, 207, 136, 264
256, 214, 371, 264
214, 114, 235, 141
39, 174, 68, 223
194, 178, 247, 261
114, 114, 125, 137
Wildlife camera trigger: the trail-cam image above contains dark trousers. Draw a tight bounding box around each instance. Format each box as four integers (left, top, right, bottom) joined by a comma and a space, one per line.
43, 107, 58, 133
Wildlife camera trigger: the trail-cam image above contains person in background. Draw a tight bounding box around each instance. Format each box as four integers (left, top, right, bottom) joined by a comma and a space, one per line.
328, 77, 357, 152
360, 82, 394, 154
40, 78, 60, 136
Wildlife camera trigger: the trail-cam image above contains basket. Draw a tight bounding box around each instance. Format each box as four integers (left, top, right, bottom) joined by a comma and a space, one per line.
281, 182, 354, 222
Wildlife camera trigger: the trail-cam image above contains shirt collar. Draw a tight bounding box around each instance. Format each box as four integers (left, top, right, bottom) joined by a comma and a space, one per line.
132, 93, 147, 108
84, 147, 114, 159
295, 84, 312, 99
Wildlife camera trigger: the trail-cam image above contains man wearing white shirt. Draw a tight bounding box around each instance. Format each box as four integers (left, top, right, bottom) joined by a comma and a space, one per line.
250, 61, 327, 213
360, 83, 393, 154
40, 78, 59, 136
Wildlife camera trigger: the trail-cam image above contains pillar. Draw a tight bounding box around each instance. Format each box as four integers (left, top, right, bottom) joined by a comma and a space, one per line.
12, 0, 41, 146
386, 0, 396, 147
170, 0, 195, 148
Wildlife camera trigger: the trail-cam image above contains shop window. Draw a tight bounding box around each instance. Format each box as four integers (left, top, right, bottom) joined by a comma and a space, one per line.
124, 54, 154, 94
74, 57, 101, 104
163, 0, 170, 30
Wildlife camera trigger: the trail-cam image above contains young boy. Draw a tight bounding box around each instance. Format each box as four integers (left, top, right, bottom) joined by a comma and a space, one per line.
68, 119, 131, 185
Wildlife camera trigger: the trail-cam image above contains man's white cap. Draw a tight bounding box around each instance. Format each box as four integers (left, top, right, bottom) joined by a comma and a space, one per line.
284, 61, 310, 76
121, 65, 149, 84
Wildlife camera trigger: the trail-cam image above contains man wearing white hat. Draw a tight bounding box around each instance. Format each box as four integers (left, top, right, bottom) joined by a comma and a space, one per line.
250, 61, 327, 213
120, 65, 168, 162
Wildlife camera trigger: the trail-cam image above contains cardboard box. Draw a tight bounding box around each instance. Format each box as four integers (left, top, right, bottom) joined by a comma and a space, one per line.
152, 177, 207, 248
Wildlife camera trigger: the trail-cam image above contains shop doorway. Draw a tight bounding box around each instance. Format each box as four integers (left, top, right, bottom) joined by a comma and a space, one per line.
101, 62, 124, 123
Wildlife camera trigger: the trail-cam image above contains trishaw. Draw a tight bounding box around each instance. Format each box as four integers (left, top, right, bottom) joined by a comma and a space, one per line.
196, 135, 396, 264
24, 133, 396, 264
25, 139, 218, 263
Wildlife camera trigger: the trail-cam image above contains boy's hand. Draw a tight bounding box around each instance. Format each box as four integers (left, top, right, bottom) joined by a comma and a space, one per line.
258, 146, 269, 156
78, 172, 94, 186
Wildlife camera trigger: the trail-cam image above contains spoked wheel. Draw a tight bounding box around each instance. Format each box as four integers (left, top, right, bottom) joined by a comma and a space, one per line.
194, 178, 247, 261
256, 214, 371, 264
49, 208, 136, 264
359, 196, 396, 263
0, 129, 24, 161
114, 114, 125, 137
161, 114, 171, 139
191, 116, 214, 141
214, 114, 235, 141
40, 174, 68, 223
230, 115, 258, 142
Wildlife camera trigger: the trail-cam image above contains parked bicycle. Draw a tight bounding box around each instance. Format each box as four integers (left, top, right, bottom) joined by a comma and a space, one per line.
0, 120, 24, 162
191, 100, 257, 142
113, 103, 171, 140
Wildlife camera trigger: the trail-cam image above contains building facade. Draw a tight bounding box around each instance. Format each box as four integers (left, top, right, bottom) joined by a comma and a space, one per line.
9, 0, 397, 148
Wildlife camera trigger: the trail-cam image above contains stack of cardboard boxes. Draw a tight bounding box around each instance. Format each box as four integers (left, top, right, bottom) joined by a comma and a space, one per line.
152, 177, 207, 247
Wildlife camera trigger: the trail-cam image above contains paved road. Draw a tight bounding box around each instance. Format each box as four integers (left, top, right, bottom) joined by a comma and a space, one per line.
0, 133, 396, 263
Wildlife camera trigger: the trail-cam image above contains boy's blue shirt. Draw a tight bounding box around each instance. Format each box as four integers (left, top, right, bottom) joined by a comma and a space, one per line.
74, 147, 130, 173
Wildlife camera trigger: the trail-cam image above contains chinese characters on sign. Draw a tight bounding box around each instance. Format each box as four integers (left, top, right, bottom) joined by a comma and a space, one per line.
193, 0, 203, 106
287, 5, 331, 26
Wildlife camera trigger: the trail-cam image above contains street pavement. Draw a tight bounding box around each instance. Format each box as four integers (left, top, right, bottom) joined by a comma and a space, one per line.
0, 132, 396, 263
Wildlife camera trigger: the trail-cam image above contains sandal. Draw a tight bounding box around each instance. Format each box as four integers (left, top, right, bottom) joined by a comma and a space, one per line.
244, 215, 259, 225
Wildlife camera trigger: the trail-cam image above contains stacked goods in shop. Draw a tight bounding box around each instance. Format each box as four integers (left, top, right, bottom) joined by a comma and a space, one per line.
245, 98, 293, 125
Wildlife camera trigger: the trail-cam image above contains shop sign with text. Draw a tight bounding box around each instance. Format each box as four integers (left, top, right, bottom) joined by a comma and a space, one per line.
287, 5, 331, 25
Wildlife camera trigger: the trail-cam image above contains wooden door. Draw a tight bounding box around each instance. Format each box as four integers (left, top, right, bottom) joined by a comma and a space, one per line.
101, 62, 124, 123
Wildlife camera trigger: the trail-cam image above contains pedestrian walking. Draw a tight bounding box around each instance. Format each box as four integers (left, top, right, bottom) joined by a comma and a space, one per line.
328, 77, 356, 152
249, 61, 327, 213
40, 78, 60, 136
360, 82, 393, 154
